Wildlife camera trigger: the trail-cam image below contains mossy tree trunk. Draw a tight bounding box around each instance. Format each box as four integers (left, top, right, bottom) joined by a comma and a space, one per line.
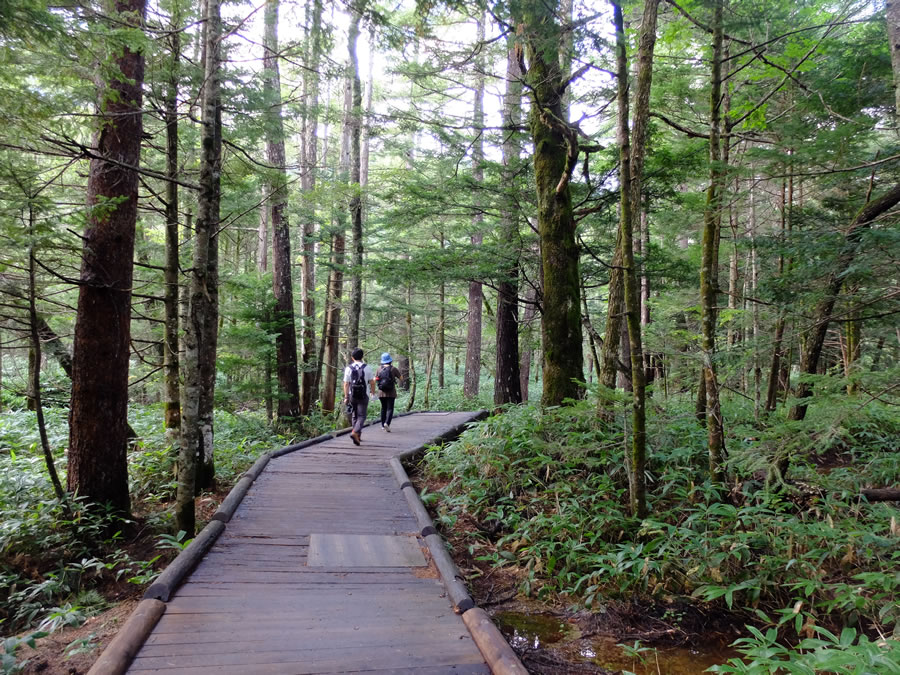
522, 0, 583, 406
178, 0, 221, 533
347, 3, 364, 350
613, 1, 656, 519
700, 0, 726, 484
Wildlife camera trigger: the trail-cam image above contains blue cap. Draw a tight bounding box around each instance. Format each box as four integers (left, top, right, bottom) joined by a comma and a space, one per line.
380, 353, 392, 364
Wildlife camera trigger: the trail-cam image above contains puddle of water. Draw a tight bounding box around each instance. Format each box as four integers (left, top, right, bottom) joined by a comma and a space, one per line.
493, 611, 577, 650
494, 610, 739, 674
570, 637, 737, 674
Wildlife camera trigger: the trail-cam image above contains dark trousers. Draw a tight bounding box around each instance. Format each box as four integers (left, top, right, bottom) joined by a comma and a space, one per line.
380, 397, 395, 427
350, 398, 368, 434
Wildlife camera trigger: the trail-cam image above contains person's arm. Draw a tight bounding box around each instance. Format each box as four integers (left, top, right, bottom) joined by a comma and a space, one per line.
369, 366, 376, 396
342, 368, 349, 400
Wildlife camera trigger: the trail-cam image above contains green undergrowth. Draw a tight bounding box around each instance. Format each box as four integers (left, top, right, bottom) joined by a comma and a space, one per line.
0, 402, 290, 657
421, 396, 899, 671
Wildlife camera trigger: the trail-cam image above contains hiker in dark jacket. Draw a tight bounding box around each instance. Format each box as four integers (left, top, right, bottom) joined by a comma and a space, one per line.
342, 347, 375, 445
374, 352, 402, 432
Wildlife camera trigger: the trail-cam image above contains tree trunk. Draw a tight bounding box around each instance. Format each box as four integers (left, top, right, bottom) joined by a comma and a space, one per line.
67, 0, 146, 517
195, 0, 221, 493
405, 286, 416, 411
613, 2, 648, 518
264, 0, 301, 421
164, 18, 181, 440
494, 31, 524, 406
843, 305, 860, 395
178, 0, 221, 533
347, 5, 364, 349
750, 181, 762, 417
519, 284, 538, 401
464, 15, 486, 400
524, 0, 583, 406
28, 209, 65, 501
439, 233, 445, 389
321, 73, 353, 413
700, 0, 725, 483
300, 0, 323, 415
600, 242, 625, 398
887, 0, 900, 118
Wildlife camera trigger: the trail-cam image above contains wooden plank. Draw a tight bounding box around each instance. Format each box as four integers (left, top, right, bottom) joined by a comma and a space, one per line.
130, 642, 486, 671
139, 624, 474, 653
131, 663, 490, 675
307, 534, 427, 567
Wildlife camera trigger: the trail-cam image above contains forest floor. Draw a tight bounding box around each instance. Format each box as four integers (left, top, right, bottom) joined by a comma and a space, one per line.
418, 474, 746, 675
13, 492, 227, 674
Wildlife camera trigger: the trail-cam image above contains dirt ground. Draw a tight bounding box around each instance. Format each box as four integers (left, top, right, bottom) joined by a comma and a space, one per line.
15, 598, 139, 675
7, 492, 227, 673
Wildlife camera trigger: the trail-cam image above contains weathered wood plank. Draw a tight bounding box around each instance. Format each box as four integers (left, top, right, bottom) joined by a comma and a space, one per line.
131, 663, 490, 675
130, 642, 486, 670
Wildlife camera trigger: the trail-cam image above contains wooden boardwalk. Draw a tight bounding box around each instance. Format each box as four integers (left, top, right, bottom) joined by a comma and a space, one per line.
127, 412, 491, 674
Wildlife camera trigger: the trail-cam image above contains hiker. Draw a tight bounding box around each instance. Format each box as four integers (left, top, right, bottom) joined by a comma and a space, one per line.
375, 352, 402, 432
342, 347, 375, 445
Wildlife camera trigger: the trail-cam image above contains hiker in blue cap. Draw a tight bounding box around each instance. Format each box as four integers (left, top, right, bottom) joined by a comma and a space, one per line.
374, 352, 402, 431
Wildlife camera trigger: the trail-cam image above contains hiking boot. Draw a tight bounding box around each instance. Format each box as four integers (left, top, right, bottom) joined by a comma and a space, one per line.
350, 431, 360, 446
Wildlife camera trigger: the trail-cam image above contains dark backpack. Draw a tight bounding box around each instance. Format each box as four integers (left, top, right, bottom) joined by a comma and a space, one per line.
377, 365, 395, 392
349, 362, 368, 400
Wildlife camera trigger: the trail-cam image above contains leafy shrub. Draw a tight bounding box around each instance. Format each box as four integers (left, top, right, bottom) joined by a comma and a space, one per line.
421, 394, 900, 666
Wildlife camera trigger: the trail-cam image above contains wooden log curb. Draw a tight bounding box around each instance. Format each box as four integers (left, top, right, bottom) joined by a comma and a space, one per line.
463, 607, 530, 675
211, 474, 254, 523
390, 411, 526, 674
85, 599, 165, 675
143, 520, 225, 602
92, 410, 515, 674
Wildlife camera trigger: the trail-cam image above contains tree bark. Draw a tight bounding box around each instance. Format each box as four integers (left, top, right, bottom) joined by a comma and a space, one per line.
321, 72, 352, 413
439, 233, 445, 389
613, 1, 649, 518
519, 284, 538, 401
195, 0, 221, 493
700, 0, 725, 483
264, 0, 301, 421
67, 0, 146, 517
300, 0, 323, 415
887, 0, 900, 118
494, 31, 524, 406
464, 15, 486, 400
164, 16, 181, 439
524, 0, 583, 406
347, 4, 364, 349
178, 0, 221, 534
28, 209, 65, 501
